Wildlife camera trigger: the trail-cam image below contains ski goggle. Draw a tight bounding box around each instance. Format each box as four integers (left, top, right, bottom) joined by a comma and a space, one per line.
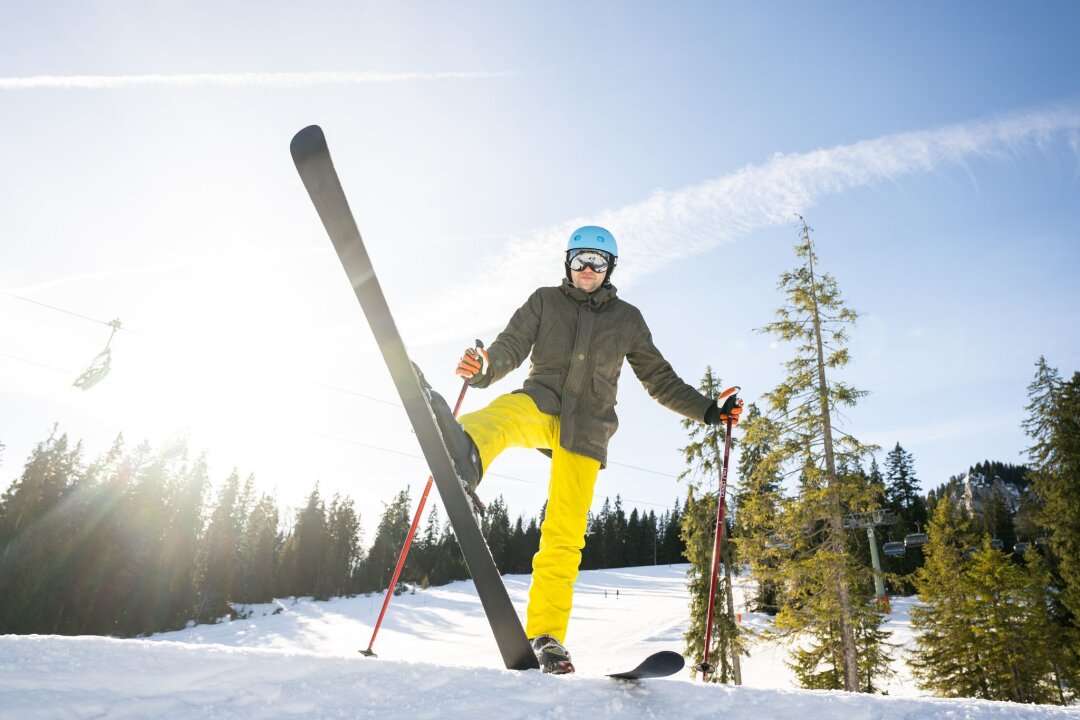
567, 249, 613, 273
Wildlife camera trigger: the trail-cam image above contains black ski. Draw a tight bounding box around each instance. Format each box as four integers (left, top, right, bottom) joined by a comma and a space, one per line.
607, 651, 685, 681
290, 125, 539, 672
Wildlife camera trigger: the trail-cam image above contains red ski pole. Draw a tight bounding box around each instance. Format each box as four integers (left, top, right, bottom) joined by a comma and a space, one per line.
360, 343, 480, 658
695, 387, 739, 679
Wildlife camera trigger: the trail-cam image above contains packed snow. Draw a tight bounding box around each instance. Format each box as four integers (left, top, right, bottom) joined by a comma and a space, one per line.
2, 564, 1076, 719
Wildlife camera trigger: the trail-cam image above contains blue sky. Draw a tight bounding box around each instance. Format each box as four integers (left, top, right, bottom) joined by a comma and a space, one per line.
2, 2, 1078, 532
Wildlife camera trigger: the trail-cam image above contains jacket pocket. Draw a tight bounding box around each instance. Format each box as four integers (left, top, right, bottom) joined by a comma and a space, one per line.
593, 375, 617, 404
592, 375, 619, 439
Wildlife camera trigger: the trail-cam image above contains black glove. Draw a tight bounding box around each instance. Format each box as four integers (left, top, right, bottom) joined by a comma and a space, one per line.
705, 387, 743, 425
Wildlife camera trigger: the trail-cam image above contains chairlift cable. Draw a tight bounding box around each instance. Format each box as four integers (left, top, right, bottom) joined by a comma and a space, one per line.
3, 292, 160, 340
0, 351, 74, 376
5, 292, 685, 502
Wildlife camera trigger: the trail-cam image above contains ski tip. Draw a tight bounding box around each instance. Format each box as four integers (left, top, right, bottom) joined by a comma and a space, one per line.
606, 650, 686, 681
290, 125, 327, 161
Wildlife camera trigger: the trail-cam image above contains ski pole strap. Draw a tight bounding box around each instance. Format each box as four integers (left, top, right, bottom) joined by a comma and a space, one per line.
718, 386, 741, 416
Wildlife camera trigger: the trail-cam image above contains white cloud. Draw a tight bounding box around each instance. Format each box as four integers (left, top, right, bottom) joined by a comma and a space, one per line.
400, 104, 1080, 341
0, 71, 511, 91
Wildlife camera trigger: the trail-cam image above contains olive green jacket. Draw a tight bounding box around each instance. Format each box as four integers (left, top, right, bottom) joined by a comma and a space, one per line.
470, 278, 714, 467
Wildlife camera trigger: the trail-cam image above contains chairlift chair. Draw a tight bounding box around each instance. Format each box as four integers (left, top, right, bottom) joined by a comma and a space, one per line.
1013, 542, 1029, 555
882, 541, 906, 557
990, 538, 1004, 551
73, 319, 122, 390
904, 532, 929, 548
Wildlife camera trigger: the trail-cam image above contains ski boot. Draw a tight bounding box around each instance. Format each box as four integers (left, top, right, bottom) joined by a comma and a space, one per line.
531, 635, 575, 675
426, 383, 485, 516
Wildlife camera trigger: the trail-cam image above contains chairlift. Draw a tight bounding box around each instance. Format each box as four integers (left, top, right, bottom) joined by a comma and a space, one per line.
989, 538, 1004, 551
73, 319, 122, 390
904, 532, 929, 548
1013, 542, 1029, 555
882, 541, 906, 557
962, 546, 978, 560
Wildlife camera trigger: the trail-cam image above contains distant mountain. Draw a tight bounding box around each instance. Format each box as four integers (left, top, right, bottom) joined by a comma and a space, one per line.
957, 472, 1023, 517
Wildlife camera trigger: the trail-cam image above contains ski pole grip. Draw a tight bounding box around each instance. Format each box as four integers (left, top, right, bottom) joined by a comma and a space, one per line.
718, 386, 741, 416
474, 339, 489, 375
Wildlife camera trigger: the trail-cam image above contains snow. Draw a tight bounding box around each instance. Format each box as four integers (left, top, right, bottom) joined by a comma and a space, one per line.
2, 565, 1076, 719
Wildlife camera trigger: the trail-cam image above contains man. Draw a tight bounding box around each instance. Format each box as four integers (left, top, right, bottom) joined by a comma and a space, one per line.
435, 225, 741, 673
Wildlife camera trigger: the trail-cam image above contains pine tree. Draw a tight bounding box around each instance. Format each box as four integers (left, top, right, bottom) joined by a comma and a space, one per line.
411, 504, 442, 586
321, 494, 362, 599
1024, 360, 1080, 618
120, 444, 180, 635
682, 490, 742, 683
430, 517, 469, 586
755, 218, 881, 692
591, 497, 612, 568
852, 595, 898, 693
195, 470, 244, 622
867, 458, 884, 497
678, 365, 743, 684
1024, 547, 1080, 704
295, 484, 330, 596
982, 489, 1016, 552
0, 428, 84, 633
963, 542, 1063, 703
914, 526, 1069, 704
70, 436, 131, 635
237, 491, 279, 604
626, 508, 643, 566
881, 443, 928, 586
481, 496, 512, 570
643, 510, 659, 565
910, 495, 988, 698
504, 513, 534, 575
605, 496, 628, 568
883, 443, 926, 527
788, 592, 896, 693
360, 489, 411, 593
523, 514, 541, 572
733, 403, 783, 614
660, 497, 686, 563
156, 454, 208, 628
1021, 358, 1080, 691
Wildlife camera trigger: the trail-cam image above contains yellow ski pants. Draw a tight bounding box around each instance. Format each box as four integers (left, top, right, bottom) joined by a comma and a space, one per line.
458, 392, 600, 643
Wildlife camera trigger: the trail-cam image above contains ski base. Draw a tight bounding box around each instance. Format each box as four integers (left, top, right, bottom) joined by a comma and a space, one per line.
607, 651, 685, 681
291, 124, 538, 672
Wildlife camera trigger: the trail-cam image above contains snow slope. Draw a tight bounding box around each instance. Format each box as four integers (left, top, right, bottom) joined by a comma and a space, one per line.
2, 565, 1076, 719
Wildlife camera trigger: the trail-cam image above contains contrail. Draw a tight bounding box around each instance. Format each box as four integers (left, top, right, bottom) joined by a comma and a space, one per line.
4, 248, 328, 296
0, 70, 511, 90
401, 103, 1080, 342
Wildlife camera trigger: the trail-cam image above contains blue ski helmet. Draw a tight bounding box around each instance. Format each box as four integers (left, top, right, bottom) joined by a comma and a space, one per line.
566, 226, 618, 285
567, 226, 618, 257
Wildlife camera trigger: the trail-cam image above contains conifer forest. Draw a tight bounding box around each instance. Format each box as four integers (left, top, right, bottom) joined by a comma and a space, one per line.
2, 226, 1078, 705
